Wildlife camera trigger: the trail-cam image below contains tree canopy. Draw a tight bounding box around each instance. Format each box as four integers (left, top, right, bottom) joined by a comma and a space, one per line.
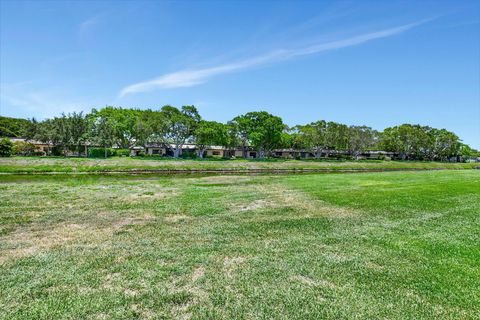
2, 106, 475, 161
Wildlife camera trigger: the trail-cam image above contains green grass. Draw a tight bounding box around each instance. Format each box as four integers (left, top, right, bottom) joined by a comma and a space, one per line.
0, 156, 478, 173
0, 170, 479, 319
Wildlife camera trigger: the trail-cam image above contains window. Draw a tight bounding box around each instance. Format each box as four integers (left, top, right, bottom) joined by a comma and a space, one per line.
212, 151, 220, 156
152, 149, 160, 154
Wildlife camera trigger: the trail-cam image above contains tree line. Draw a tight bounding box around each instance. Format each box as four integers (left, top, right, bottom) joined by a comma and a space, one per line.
0, 106, 477, 161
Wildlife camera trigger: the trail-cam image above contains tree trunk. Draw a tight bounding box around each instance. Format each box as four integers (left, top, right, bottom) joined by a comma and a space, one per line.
257, 149, 265, 159
85, 145, 88, 158
315, 147, 322, 159
197, 148, 205, 158
173, 147, 181, 158
242, 145, 247, 159
104, 146, 108, 159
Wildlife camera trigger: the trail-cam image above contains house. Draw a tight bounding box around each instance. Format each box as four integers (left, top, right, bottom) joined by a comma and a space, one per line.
129, 143, 398, 160
9, 138, 51, 155
130, 143, 229, 158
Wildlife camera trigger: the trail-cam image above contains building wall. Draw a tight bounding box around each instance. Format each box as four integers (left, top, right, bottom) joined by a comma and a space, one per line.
147, 147, 166, 155
206, 149, 224, 157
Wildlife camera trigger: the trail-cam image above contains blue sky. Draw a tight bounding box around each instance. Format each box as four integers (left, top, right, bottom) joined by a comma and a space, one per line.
1, 0, 479, 148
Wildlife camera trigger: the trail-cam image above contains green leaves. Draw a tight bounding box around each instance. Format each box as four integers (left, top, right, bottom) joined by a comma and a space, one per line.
231, 111, 284, 157
380, 124, 462, 160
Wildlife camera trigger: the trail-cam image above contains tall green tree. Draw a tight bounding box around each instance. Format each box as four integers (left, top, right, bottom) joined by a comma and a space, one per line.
232, 111, 284, 158
90, 107, 143, 149
0, 116, 30, 137
348, 125, 377, 160
93, 116, 117, 158
161, 105, 201, 157
0, 138, 13, 157
36, 119, 62, 155
194, 121, 229, 158
324, 122, 349, 157
297, 120, 327, 159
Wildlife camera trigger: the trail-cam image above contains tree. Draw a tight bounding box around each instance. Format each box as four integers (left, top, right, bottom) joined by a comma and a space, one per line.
0, 138, 13, 157
90, 107, 143, 149
348, 126, 377, 160
93, 116, 117, 158
296, 120, 348, 159
0, 116, 30, 137
381, 124, 427, 160
24, 118, 39, 142
430, 128, 460, 161
324, 122, 349, 157
232, 111, 284, 158
297, 120, 327, 159
161, 105, 201, 158
68, 112, 91, 156
194, 121, 229, 158
36, 119, 62, 155
229, 116, 250, 158
224, 121, 241, 158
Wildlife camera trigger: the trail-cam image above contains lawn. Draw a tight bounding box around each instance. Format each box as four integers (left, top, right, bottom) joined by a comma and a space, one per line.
0, 156, 478, 173
0, 170, 479, 319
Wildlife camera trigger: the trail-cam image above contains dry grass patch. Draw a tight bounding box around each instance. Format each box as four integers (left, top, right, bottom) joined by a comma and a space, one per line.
191, 266, 205, 282
290, 275, 338, 290
164, 214, 190, 223
0, 214, 155, 264
223, 256, 246, 278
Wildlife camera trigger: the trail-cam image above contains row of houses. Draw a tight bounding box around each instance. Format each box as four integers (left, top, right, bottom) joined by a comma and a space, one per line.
132, 143, 396, 160
8, 138, 395, 159
13, 138, 477, 161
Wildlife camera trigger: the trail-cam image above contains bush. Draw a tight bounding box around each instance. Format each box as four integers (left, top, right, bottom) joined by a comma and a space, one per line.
50, 146, 64, 156
88, 147, 115, 158
115, 149, 130, 157
12, 141, 36, 156
0, 138, 13, 157
180, 151, 197, 159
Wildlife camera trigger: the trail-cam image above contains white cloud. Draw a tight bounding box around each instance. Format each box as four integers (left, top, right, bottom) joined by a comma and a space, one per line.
119, 20, 428, 97
78, 14, 103, 37
0, 83, 90, 119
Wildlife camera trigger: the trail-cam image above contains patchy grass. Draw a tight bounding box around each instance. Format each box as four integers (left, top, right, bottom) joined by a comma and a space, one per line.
0, 156, 478, 173
0, 170, 479, 319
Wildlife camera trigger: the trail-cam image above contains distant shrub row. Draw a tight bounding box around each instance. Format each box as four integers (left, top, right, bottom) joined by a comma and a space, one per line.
87, 148, 130, 158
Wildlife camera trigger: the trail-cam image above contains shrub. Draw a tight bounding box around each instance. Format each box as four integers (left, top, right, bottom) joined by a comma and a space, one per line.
50, 146, 64, 156
12, 141, 36, 156
115, 149, 131, 157
88, 147, 115, 158
0, 138, 13, 157
180, 151, 197, 159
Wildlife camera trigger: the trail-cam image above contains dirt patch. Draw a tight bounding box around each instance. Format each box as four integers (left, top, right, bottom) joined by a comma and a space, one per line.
191, 266, 205, 282
238, 199, 272, 212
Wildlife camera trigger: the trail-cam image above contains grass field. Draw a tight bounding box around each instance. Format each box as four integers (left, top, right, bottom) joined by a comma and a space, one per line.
1, 170, 479, 319
0, 156, 478, 173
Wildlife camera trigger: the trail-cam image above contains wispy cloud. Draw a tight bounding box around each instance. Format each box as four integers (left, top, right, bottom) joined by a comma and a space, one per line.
119, 20, 429, 97
0, 82, 91, 119
78, 14, 103, 37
